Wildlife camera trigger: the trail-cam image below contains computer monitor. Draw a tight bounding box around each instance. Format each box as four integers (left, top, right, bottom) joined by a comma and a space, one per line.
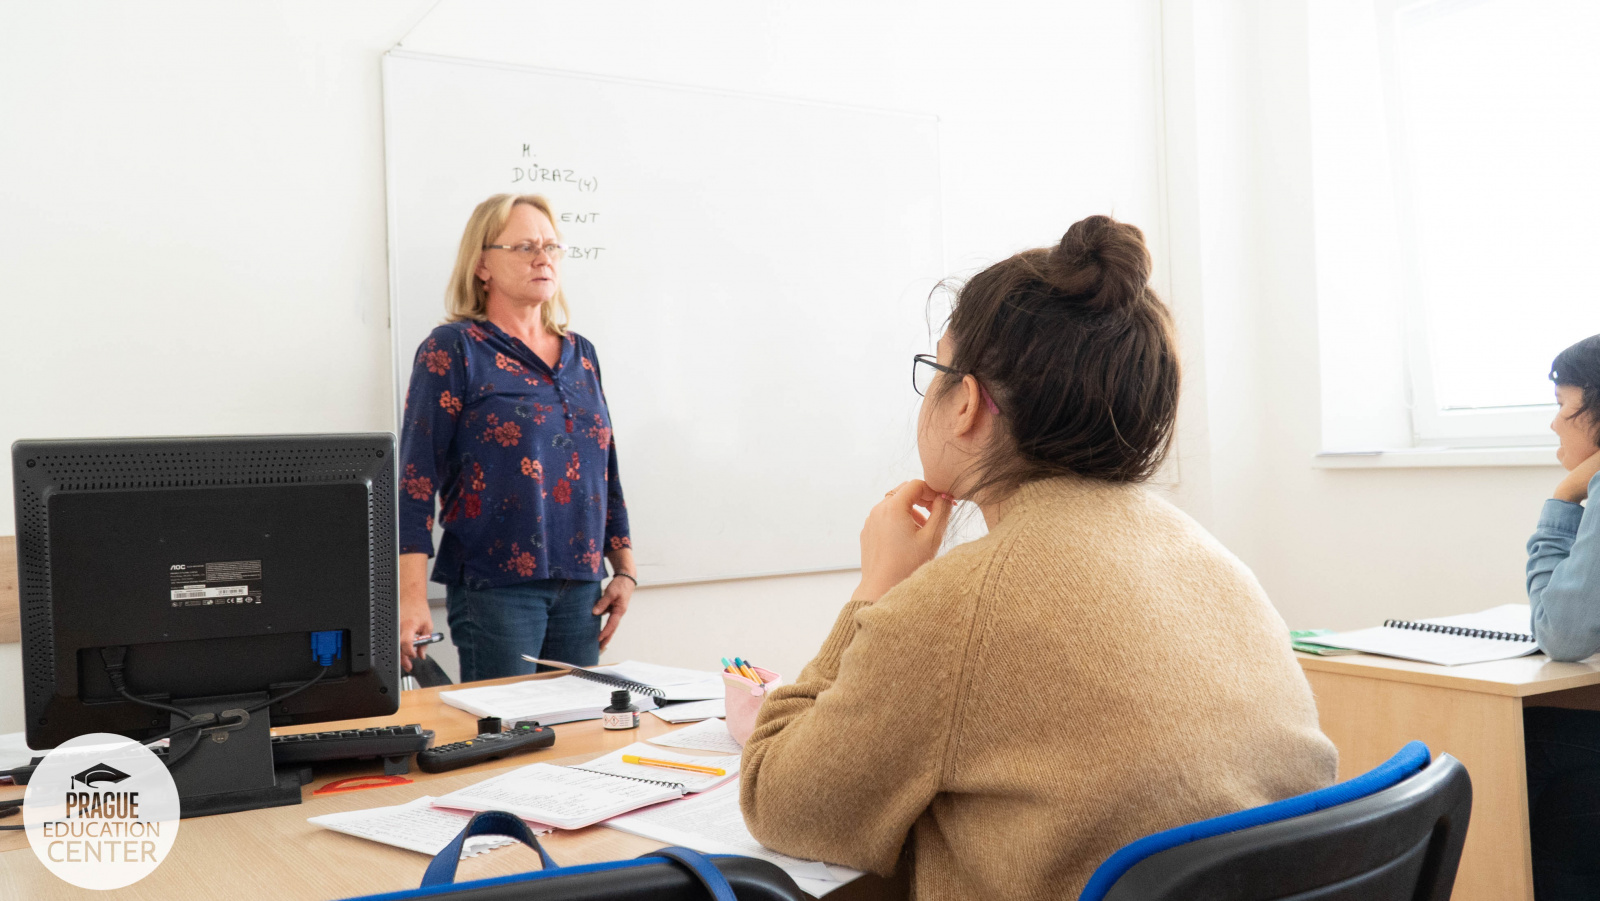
11, 433, 400, 817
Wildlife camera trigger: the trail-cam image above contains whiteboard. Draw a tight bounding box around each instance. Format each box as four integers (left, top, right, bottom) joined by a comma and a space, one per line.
383, 51, 943, 584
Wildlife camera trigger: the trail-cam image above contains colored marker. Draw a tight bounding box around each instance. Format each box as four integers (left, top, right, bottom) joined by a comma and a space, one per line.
621, 755, 726, 777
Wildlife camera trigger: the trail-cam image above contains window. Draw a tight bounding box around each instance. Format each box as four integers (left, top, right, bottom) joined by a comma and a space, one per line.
1382, 0, 1600, 444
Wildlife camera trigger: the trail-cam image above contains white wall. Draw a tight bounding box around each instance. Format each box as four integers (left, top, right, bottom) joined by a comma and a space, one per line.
0, 1, 1166, 734
1159, 0, 1563, 634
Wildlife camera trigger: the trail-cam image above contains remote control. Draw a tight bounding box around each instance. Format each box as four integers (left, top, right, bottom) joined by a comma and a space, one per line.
416, 721, 555, 773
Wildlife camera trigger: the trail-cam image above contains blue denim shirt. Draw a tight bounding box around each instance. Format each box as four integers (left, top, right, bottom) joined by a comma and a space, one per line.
399, 320, 630, 589
1527, 471, 1600, 661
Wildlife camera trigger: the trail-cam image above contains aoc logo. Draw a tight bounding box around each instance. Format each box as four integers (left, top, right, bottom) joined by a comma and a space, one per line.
23, 733, 180, 890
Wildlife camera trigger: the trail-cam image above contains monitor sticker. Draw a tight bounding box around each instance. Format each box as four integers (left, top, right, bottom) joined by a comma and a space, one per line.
167, 560, 263, 609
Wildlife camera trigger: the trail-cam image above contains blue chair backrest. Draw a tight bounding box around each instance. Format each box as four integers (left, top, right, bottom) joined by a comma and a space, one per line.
1079, 741, 1434, 901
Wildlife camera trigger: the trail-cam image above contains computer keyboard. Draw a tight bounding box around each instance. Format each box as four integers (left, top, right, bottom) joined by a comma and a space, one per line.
271, 724, 435, 776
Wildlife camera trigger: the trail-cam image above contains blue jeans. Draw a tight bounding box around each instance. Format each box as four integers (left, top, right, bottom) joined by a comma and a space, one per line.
445, 579, 603, 683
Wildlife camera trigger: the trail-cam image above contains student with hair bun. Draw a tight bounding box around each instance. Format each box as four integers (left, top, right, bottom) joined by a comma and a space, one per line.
740, 215, 1337, 899
1521, 333, 1600, 900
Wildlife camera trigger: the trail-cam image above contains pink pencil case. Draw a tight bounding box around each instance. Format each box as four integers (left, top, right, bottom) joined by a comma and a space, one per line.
723, 666, 781, 747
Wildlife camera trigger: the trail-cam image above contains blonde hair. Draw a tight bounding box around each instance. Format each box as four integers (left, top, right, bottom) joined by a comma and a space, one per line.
444, 194, 570, 335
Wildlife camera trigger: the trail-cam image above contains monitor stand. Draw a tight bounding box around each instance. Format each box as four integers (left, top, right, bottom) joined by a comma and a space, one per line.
166, 692, 303, 818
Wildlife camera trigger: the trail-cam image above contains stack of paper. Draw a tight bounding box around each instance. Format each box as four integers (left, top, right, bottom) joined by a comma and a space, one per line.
440, 675, 659, 725
605, 783, 864, 897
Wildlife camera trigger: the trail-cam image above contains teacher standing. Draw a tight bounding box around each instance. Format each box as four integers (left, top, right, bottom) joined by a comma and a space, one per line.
397, 193, 635, 680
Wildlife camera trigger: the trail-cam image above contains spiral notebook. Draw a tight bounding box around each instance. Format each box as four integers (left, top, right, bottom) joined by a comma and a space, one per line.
523, 659, 726, 701
1297, 604, 1539, 666
431, 743, 739, 830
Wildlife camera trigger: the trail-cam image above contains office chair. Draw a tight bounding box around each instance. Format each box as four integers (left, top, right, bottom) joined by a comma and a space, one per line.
406, 655, 454, 689
1081, 741, 1471, 901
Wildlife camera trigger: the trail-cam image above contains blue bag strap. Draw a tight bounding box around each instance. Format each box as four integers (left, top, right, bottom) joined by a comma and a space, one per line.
637, 846, 739, 901
421, 810, 557, 887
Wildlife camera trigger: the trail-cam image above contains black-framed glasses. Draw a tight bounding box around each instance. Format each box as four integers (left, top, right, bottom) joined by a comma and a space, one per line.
913, 354, 958, 397
913, 353, 1002, 414
484, 241, 568, 261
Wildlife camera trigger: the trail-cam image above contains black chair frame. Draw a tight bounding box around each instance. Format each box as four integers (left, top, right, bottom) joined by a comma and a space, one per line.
1103, 754, 1472, 901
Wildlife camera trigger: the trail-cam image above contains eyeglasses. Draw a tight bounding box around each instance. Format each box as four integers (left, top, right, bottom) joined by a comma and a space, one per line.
912, 354, 958, 397
912, 353, 1002, 414
484, 242, 568, 261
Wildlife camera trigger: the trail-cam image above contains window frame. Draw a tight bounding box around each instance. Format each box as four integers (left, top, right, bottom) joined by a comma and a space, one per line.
1375, 0, 1561, 446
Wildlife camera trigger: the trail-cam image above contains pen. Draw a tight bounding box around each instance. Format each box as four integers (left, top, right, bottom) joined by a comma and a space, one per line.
735, 658, 762, 685
621, 755, 727, 777
413, 632, 444, 647
721, 656, 736, 674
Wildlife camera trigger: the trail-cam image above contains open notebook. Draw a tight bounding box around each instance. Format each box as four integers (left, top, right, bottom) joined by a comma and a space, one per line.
1297, 604, 1539, 666
431, 743, 739, 830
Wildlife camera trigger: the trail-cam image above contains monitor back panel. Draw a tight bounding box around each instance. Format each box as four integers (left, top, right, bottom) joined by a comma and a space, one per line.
12, 434, 399, 746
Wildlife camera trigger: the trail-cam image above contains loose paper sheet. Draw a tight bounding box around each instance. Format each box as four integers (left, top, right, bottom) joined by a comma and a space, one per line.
649, 698, 727, 723
605, 782, 864, 897
309, 796, 533, 858
648, 719, 742, 755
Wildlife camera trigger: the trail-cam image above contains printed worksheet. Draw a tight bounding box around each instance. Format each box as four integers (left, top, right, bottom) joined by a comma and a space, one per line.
605, 782, 864, 897
648, 719, 742, 755
309, 796, 532, 857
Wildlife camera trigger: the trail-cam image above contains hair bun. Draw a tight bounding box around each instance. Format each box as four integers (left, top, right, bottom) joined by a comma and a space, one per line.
1046, 215, 1152, 313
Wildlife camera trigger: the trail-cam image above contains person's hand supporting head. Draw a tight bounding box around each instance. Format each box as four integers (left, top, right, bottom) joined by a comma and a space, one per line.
854, 480, 954, 602
1556, 450, 1600, 505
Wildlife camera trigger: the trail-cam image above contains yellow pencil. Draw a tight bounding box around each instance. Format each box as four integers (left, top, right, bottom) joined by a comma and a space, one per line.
739, 663, 760, 684
621, 755, 727, 777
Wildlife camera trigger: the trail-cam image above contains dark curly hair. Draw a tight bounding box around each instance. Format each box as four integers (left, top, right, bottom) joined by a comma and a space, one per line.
1552, 334, 1600, 442
932, 214, 1179, 500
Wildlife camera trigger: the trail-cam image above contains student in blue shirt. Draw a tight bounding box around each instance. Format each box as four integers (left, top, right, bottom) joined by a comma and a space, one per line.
1522, 333, 1600, 900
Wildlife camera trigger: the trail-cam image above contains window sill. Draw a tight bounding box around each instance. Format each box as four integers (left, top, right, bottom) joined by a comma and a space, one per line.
1314, 446, 1562, 469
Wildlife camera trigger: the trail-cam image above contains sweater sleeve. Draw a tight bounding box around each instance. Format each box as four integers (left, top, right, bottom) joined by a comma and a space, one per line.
739, 556, 980, 875
1528, 472, 1600, 662
398, 330, 468, 557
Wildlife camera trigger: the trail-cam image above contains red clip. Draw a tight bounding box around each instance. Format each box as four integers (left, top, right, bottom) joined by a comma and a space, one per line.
312, 775, 414, 796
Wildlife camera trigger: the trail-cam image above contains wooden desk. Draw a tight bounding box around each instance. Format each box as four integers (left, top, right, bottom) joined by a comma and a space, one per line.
0, 675, 895, 900
1298, 651, 1600, 901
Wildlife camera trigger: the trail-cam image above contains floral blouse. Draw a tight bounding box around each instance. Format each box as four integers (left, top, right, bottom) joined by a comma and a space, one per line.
399, 320, 630, 588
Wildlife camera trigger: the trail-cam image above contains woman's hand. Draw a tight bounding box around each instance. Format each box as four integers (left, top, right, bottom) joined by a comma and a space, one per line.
594, 574, 635, 651
1556, 449, 1600, 504
854, 480, 954, 603
398, 553, 434, 673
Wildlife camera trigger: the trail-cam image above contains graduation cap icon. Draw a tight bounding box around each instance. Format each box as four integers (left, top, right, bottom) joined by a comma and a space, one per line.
71, 763, 132, 789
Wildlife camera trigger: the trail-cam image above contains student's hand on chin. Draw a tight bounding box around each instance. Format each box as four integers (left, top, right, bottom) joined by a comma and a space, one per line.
1556, 449, 1600, 504
853, 480, 953, 602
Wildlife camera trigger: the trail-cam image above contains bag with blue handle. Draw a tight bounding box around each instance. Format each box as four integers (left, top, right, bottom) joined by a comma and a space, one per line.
418, 810, 740, 901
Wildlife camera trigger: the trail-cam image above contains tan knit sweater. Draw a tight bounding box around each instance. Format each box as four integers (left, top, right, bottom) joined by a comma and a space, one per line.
740, 476, 1337, 900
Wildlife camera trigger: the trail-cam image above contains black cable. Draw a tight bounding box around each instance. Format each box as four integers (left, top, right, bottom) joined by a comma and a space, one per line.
243, 665, 331, 715
0, 798, 21, 830
159, 727, 206, 770
0, 663, 336, 830
101, 646, 196, 721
